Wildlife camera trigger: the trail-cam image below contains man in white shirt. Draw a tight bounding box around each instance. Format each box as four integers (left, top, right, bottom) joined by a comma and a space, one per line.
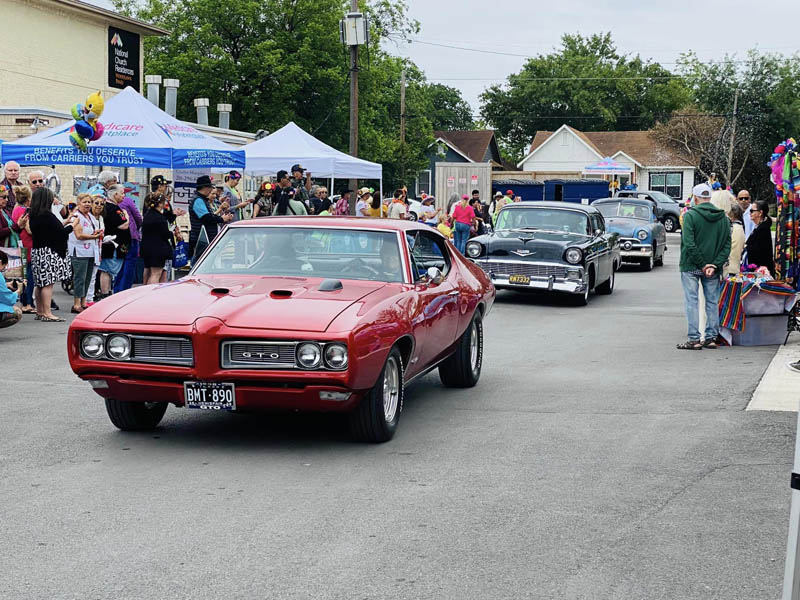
355, 188, 370, 217
737, 189, 754, 239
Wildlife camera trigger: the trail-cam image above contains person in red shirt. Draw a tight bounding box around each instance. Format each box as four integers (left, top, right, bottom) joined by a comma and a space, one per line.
451, 194, 477, 254
10, 185, 34, 313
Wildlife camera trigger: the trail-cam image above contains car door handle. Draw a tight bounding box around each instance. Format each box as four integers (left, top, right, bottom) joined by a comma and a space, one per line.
447, 290, 460, 296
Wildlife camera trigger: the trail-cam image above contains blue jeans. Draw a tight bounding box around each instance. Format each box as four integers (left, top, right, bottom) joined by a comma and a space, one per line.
114, 239, 139, 293
454, 221, 470, 254
680, 271, 721, 341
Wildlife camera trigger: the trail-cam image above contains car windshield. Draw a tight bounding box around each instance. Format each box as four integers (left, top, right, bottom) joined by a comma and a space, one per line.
495, 207, 590, 235
596, 202, 651, 220
192, 227, 405, 283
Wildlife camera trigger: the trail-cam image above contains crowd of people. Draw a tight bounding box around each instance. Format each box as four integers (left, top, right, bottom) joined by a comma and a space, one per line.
677, 181, 775, 350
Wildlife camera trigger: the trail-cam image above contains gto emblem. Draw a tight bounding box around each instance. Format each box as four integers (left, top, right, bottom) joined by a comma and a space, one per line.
242, 351, 281, 360
511, 249, 534, 257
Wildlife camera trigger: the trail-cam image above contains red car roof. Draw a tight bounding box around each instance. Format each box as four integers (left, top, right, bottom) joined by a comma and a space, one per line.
230, 216, 430, 232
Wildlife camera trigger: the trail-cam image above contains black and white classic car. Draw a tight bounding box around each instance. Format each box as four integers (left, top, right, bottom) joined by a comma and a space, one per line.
465, 202, 620, 306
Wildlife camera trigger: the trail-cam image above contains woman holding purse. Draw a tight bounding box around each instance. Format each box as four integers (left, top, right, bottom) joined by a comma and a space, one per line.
140, 194, 174, 284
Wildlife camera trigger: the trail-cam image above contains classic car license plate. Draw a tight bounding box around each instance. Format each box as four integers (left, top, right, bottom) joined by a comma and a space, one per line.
508, 274, 531, 285
184, 382, 236, 411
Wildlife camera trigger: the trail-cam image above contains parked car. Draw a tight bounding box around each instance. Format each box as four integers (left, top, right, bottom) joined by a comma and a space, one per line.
67, 218, 495, 443
615, 189, 683, 232
592, 198, 667, 271
465, 202, 620, 306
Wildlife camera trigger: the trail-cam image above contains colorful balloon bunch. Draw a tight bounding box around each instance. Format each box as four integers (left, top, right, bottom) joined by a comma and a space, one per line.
69, 91, 105, 153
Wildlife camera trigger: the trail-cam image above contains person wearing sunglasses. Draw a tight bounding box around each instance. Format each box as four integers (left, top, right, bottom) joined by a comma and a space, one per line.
745, 200, 775, 276
737, 190, 754, 239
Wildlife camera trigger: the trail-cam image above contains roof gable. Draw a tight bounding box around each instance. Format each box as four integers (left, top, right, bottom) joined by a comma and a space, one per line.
434, 130, 497, 163
517, 124, 602, 168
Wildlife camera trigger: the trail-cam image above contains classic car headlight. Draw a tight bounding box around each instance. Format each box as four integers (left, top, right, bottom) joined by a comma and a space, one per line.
297, 343, 322, 369
106, 334, 131, 360
465, 242, 483, 258
565, 248, 582, 264
637, 230, 649, 240
324, 344, 348, 369
81, 333, 106, 358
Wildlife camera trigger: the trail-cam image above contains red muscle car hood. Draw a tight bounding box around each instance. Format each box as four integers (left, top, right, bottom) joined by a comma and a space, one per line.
101, 276, 386, 332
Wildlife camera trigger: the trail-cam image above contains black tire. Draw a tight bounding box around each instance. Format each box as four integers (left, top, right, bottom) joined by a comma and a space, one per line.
439, 313, 483, 388
641, 252, 654, 271
654, 249, 665, 267
348, 348, 404, 443
595, 268, 615, 295
105, 398, 168, 431
664, 216, 677, 232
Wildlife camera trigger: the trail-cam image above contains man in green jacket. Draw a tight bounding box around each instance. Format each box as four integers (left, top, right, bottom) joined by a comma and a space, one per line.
678, 183, 732, 350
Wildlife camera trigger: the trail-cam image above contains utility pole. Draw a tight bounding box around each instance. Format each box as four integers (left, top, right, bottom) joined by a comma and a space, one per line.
348, 0, 359, 211
400, 68, 406, 144
726, 85, 740, 185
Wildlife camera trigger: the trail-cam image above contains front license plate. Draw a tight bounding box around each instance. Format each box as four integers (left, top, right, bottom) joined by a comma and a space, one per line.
184, 382, 236, 411
508, 274, 531, 285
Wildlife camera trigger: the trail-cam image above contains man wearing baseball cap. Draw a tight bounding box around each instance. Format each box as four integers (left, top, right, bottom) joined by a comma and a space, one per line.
290, 164, 312, 211
677, 183, 731, 350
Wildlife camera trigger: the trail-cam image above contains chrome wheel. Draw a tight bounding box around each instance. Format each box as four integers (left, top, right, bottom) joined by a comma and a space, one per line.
664, 217, 676, 232
469, 320, 479, 372
383, 356, 400, 423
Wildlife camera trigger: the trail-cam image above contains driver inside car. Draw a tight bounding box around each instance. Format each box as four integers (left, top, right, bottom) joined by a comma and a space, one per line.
379, 241, 403, 282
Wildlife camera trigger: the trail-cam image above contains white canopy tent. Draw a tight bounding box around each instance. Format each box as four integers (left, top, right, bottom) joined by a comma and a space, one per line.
244, 122, 382, 199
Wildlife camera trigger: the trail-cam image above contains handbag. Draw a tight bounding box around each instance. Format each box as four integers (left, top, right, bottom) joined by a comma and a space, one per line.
4, 245, 23, 280
173, 240, 189, 269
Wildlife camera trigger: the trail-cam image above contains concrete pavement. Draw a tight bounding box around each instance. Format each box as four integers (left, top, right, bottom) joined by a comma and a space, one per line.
0, 240, 795, 599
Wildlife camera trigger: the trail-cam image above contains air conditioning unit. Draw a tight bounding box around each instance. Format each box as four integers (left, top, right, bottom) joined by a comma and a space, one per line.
339, 12, 369, 46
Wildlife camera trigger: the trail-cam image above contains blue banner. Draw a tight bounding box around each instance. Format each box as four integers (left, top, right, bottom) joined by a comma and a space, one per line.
172, 149, 246, 170
1, 144, 172, 168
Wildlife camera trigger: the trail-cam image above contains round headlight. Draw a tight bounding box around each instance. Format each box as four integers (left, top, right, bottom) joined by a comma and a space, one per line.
565, 248, 582, 264
324, 344, 348, 369
637, 230, 649, 240
106, 334, 131, 360
81, 333, 105, 358
297, 343, 322, 369
465, 242, 482, 258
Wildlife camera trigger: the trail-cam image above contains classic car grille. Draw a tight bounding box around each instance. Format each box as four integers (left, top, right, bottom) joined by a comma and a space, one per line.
130, 336, 194, 366
478, 261, 568, 279
221, 341, 298, 369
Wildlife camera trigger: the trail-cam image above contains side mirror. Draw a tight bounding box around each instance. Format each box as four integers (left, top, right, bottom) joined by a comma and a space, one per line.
427, 266, 444, 285
594, 228, 603, 237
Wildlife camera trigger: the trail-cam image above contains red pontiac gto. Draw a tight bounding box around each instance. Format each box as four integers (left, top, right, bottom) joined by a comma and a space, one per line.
67, 217, 495, 442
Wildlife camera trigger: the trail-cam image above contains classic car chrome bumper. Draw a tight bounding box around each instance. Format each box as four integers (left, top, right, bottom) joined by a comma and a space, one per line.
619, 238, 653, 258
474, 259, 587, 294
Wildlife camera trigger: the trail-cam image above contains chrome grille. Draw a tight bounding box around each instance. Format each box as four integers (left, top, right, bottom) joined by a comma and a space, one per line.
222, 341, 298, 369
130, 335, 193, 366
477, 261, 568, 278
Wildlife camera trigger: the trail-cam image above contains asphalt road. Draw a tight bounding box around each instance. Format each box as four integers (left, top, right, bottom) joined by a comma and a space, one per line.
1, 236, 796, 600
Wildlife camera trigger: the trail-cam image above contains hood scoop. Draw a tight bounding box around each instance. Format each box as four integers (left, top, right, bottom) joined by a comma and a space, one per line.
269, 289, 293, 299
210, 287, 230, 295
318, 279, 343, 292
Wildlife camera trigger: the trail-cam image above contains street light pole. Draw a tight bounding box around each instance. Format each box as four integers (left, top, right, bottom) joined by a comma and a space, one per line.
348, 0, 359, 211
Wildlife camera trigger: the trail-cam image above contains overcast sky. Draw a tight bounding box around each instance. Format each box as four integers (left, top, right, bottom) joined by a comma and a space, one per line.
93, 0, 800, 116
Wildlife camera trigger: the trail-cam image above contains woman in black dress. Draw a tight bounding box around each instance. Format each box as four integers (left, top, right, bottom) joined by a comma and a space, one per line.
745, 199, 775, 276
140, 194, 174, 284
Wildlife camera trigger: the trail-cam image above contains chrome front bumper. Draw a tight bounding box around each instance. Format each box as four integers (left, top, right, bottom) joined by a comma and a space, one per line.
619, 239, 652, 259
474, 260, 587, 294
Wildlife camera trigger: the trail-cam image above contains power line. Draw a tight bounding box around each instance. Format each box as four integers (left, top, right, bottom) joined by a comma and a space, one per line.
427, 75, 698, 81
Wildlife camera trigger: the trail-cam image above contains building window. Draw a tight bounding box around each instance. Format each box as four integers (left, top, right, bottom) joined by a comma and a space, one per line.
649, 172, 683, 199
416, 170, 431, 196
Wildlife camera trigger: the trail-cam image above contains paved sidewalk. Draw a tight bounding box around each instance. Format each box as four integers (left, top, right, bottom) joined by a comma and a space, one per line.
748, 341, 800, 412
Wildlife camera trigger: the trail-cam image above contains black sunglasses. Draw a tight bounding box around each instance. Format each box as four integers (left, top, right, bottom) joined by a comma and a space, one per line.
750, 208, 760, 213
30, 179, 43, 184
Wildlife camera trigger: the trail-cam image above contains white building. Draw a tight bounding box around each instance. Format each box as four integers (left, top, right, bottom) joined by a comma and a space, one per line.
516, 124, 696, 200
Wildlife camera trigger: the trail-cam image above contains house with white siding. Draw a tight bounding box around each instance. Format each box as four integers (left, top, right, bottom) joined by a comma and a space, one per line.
516, 124, 696, 200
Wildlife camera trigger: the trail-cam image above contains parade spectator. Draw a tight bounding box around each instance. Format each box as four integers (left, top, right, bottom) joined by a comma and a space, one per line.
334, 190, 351, 216
745, 200, 775, 276
85, 195, 105, 305
189, 175, 232, 254
114, 185, 143, 293
420, 197, 440, 225
253, 182, 275, 217
452, 195, 477, 253
272, 187, 308, 216
387, 190, 406, 220
0, 249, 22, 330
30, 188, 78, 322
11, 186, 33, 313
150, 174, 170, 197
470, 198, 487, 235
437, 213, 453, 238
222, 171, 253, 221
677, 183, 731, 350
97, 170, 117, 192
317, 198, 333, 216
290, 164, 312, 210
711, 179, 735, 214
159, 184, 183, 282
311, 186, 329, 215
140, 194, 173, 284
737, 189, 754, 239
97, 184, 131, 299
368, 191, 386, 218
355, 188, 371, 217
2, 161, 21, 206
67, 193, 102, 313
446, 193, 460, 215
726, 203, 745, 276
0, 185, 15, 247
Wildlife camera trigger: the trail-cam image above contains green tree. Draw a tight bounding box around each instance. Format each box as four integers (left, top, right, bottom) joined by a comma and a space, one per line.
422, 83, 474, 131
480, 32, 690, 162
114, 0, 470, 189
